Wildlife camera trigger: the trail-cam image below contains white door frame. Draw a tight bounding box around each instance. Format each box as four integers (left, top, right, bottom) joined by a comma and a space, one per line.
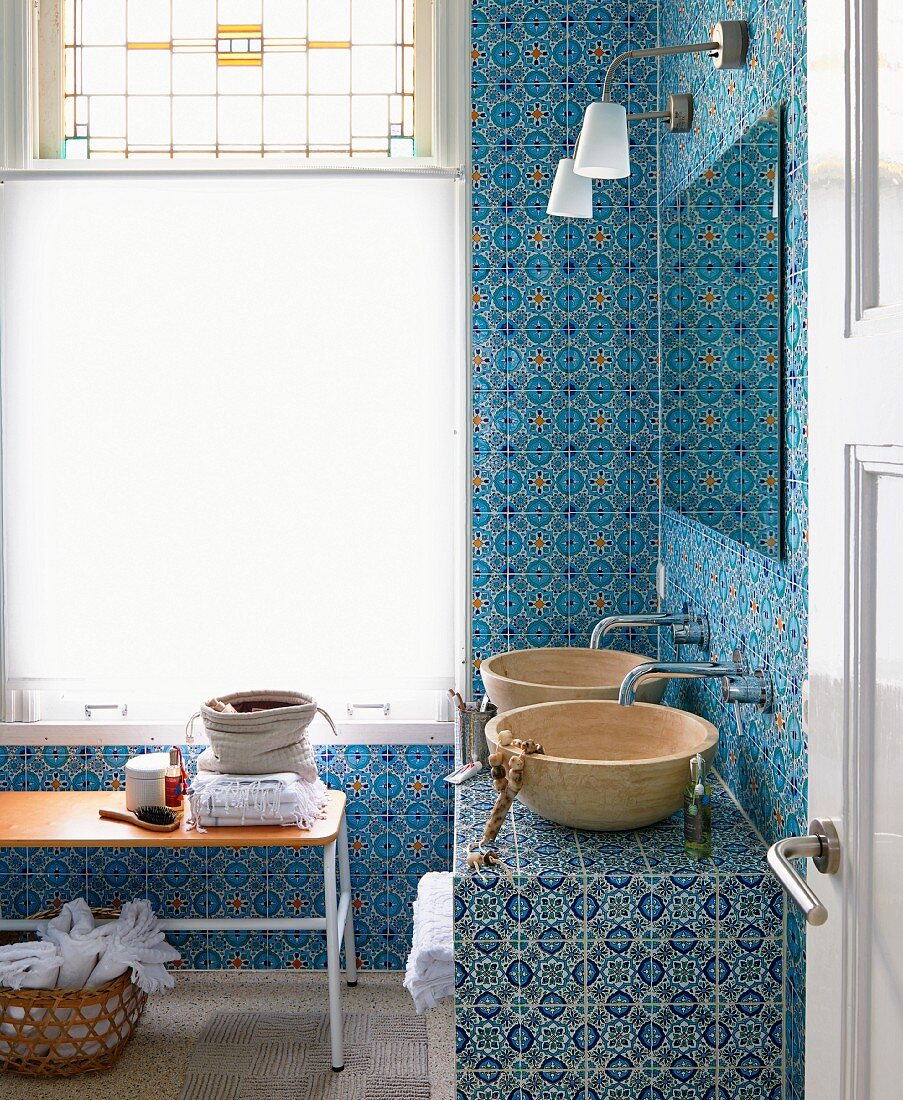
808, 0, 903, 1095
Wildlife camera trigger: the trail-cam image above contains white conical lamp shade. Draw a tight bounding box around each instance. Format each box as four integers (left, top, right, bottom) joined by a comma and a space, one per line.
573, 100, 631, 179
547, 157, 593, 218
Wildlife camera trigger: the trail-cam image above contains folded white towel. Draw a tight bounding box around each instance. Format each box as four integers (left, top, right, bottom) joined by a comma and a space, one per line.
404, 871, 454, 1014
39, 898, 113, 990
0, 941, 64, 1055
191, 770, 302, 794
188, 772, 329, 832
86, 899, 181, 994
193, 774, 306, 813
0, 940, 63, 991
195, 813, 305, 827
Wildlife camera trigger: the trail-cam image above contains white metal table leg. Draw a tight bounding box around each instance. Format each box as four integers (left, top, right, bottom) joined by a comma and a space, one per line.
323, 838, 344, 1071
337, 813, 357, 987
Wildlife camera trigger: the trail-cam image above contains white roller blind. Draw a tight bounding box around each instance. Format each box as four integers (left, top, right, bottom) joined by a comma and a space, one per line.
0, 176, 458, 706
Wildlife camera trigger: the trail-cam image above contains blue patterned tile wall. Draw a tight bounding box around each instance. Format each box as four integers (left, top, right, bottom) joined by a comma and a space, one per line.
0, 743, 453, 971
656, 0, 807, 1097
454, 776, 784, 1099
470, 0, 664, 694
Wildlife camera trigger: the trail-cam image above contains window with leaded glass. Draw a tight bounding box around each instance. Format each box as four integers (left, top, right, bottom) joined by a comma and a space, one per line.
36, 0, 429, 159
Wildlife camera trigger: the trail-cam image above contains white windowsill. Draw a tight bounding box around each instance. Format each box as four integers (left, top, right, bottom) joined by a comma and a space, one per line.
0, 719, 454, 747
1, 159, 463, 182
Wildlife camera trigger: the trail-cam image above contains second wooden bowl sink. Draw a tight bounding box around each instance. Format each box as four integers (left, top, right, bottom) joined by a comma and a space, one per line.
480, 647, 668, 713
485, 699, 719, 831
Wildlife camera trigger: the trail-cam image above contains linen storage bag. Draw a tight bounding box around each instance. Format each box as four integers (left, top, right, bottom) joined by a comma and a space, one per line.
197, 690, 320, 781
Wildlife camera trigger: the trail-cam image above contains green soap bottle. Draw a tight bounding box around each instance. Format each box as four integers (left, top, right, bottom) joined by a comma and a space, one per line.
683, 752, 712, 859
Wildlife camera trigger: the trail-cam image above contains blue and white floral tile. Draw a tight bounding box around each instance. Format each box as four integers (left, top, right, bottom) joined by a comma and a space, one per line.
647, 871, 718, 943
204, 844, 267, 880
646, 998, 718, 1074
24, 845, 85, 878
454, 768, 784, 1097
718, 871, 783, 937
0, 848, 28, 918
718, 938, 783, 1004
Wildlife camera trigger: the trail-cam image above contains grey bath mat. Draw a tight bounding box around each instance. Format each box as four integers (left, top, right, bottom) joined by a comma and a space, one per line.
179, 1010, 431, 1100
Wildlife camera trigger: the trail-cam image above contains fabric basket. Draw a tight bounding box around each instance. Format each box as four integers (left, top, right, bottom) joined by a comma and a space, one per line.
0, 907, 147, 1077
198, 690, 322, 780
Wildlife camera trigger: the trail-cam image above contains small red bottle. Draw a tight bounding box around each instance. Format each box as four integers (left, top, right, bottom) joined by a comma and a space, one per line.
165, 747, 184, 808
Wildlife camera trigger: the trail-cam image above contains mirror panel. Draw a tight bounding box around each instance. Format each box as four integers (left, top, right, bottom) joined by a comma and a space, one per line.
660, 107, 782, 557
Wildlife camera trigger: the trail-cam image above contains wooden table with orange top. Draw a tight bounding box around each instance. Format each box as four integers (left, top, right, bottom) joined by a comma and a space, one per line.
0, 789, 357, 1071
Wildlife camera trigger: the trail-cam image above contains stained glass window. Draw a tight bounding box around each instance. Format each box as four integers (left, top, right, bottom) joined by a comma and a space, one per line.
57, 0, 421, 159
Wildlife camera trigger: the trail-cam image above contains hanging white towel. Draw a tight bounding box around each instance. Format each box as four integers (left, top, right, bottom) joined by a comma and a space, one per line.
404, 871, 454, 1014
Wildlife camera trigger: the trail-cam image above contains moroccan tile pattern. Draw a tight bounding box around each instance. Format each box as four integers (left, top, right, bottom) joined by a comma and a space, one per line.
453, 777, 784, 1100
470, 0, 665, 697
0, 743, 453, 971
656, 0, 807, 1096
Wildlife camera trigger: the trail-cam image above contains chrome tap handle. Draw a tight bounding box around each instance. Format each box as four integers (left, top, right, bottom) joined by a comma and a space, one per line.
617, 659, 741, 705
721, 648, 773, 710
589, 613, 683, 650
722, 674, 772, 709
671, 614, 709, 650
766, 819, 840, 926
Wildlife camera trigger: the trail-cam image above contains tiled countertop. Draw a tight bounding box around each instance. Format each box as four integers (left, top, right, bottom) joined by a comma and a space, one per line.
454, 770, 772, 879
452, 773, 785, 1100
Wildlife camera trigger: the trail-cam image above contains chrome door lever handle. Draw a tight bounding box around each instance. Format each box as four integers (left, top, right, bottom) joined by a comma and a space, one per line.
766, 818, 840, 926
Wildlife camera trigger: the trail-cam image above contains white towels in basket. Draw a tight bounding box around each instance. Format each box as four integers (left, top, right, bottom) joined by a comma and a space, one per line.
43, 897, 114, 991
188, 770, 328, 831
404, 871, 454, 1014
0, 897, 180, 1056
0, 898, 180, 995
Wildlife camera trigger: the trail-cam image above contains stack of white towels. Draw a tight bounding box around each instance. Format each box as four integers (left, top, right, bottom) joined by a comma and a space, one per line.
0, 897, 180, 995
188, 769, 329, 831
404, 872, 454, 1014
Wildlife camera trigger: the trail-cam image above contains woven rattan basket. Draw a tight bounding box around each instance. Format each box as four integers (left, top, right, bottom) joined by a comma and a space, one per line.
0, 907, 147, 1076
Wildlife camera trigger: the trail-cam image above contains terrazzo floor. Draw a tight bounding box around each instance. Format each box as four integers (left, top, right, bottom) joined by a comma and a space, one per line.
2, 971, 455, 1099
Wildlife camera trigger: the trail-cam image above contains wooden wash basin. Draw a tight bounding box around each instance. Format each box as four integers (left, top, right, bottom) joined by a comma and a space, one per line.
485, 699, 719, 831
480, 647, 669, 713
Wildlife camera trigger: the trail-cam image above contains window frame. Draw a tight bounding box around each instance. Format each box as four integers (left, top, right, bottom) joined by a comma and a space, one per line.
0, 0, 472, 738
2, 0, 466, 174
0, 718, 454, 747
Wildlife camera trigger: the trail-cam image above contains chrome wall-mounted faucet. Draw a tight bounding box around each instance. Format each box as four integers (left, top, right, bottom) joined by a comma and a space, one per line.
617, 649, 773, 709
589, 604, 709, 653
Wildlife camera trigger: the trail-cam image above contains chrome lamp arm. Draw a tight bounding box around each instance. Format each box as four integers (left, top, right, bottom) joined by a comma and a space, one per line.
601, 21, 749, 101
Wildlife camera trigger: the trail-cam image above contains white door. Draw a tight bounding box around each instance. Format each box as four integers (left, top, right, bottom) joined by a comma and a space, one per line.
807, 0, 903, 1096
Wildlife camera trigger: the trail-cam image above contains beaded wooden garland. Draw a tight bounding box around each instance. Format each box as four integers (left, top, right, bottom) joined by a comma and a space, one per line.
467, 728, 544, 871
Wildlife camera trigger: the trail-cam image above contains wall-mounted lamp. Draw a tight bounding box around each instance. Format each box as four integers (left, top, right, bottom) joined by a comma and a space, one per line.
547, 157, 593, 219
547, 19, 749, 216
547, 93, 693, 216
576, 93, 695, 180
